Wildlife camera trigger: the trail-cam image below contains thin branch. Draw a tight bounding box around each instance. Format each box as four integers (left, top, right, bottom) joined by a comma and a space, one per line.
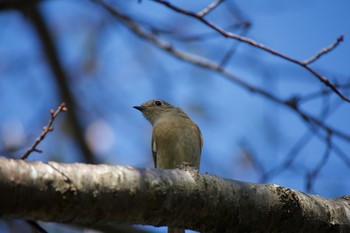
219, 1, 251, 67
223, 1, 250, 24
20, 103, 67, 160
285, 99, 350, 142
152, 0, 349, 102
260, 131, 313, 183
152, 0, 297, 62
97, 0, 350, 143
306, 132, 332, 192
96, 1, 286, 102
19, 103, 66, 233
239, 140, 265, 176
302, 35, 344, 65
300, 82, 350, 103
261, 90, 346, 183
154, 23, 246, 42
24, 5, 97, 163
197, 0, 224, 17
332, 143, 350, 168
219, 28, 249, 68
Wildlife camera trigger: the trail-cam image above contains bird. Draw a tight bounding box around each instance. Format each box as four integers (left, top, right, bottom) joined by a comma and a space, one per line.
134, 99, 203, 233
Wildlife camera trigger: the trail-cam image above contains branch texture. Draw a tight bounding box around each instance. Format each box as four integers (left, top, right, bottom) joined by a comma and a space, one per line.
0, 157, 349, 233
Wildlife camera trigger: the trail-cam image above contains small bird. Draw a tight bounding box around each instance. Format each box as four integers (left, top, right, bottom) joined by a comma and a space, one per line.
134, 99, 203, 233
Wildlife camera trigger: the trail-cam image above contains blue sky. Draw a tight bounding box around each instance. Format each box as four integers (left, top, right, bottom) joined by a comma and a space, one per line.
0, 1, 350, 232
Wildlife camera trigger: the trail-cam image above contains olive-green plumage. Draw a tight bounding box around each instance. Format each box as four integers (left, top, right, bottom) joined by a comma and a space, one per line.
134, 99, 203, 233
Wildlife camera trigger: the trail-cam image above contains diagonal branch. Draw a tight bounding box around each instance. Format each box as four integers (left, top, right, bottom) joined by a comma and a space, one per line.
20, 103, 67, 160
197, 0, 224, 17
152, 0, 349, 102
306, 132, 332, 192
96, 1, 350, 143
302, 35, 344, 65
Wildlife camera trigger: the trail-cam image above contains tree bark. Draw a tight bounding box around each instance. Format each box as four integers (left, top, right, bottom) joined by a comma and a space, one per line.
0, 156, 349, 233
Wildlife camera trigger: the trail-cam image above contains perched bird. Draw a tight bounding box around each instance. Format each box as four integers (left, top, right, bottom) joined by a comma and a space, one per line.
134, 99, 203, 233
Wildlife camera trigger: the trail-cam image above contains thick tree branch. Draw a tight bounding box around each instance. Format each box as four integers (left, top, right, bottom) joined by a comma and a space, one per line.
19, 103, 66, 233
0, 156, 349, 233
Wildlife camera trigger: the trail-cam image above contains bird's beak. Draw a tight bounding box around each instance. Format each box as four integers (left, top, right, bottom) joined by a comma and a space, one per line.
133, 106, 145, 112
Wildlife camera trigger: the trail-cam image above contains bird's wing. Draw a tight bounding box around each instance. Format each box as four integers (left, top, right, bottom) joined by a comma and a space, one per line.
195, 123, 203, 153
151, 134, 157, 168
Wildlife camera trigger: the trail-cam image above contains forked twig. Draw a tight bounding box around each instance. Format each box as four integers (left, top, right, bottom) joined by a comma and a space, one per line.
20, 102, 67, 160
302, 35, 344, 65
97, 1, 350, 143
197, 0, 224, 17
152, 0, 349, 102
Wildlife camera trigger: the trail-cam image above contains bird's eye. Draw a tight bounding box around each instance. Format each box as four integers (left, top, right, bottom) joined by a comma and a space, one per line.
154, 100, 163, 106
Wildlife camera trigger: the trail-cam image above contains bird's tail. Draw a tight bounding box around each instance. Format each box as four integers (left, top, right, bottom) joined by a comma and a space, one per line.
168, 227, 185, 233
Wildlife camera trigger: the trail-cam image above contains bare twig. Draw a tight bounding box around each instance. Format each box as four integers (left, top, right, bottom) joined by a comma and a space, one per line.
97, 1, 350, 143
24, 6, 97, 163
239, 140, 265, 175
302, 35, 344, 65
261, 92, 343, 183
152, 0, 349, 102
151, 23, 246, 42
20, 103, 67, 160
332, 143, 350, 168
219, 28, 249, 68
19, 103, 66, 233
197, 0, 224, 17
260, 131, 313, 183
306, 132, 332, 192
300, 82, 350, 103
97, 1, 284, 102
